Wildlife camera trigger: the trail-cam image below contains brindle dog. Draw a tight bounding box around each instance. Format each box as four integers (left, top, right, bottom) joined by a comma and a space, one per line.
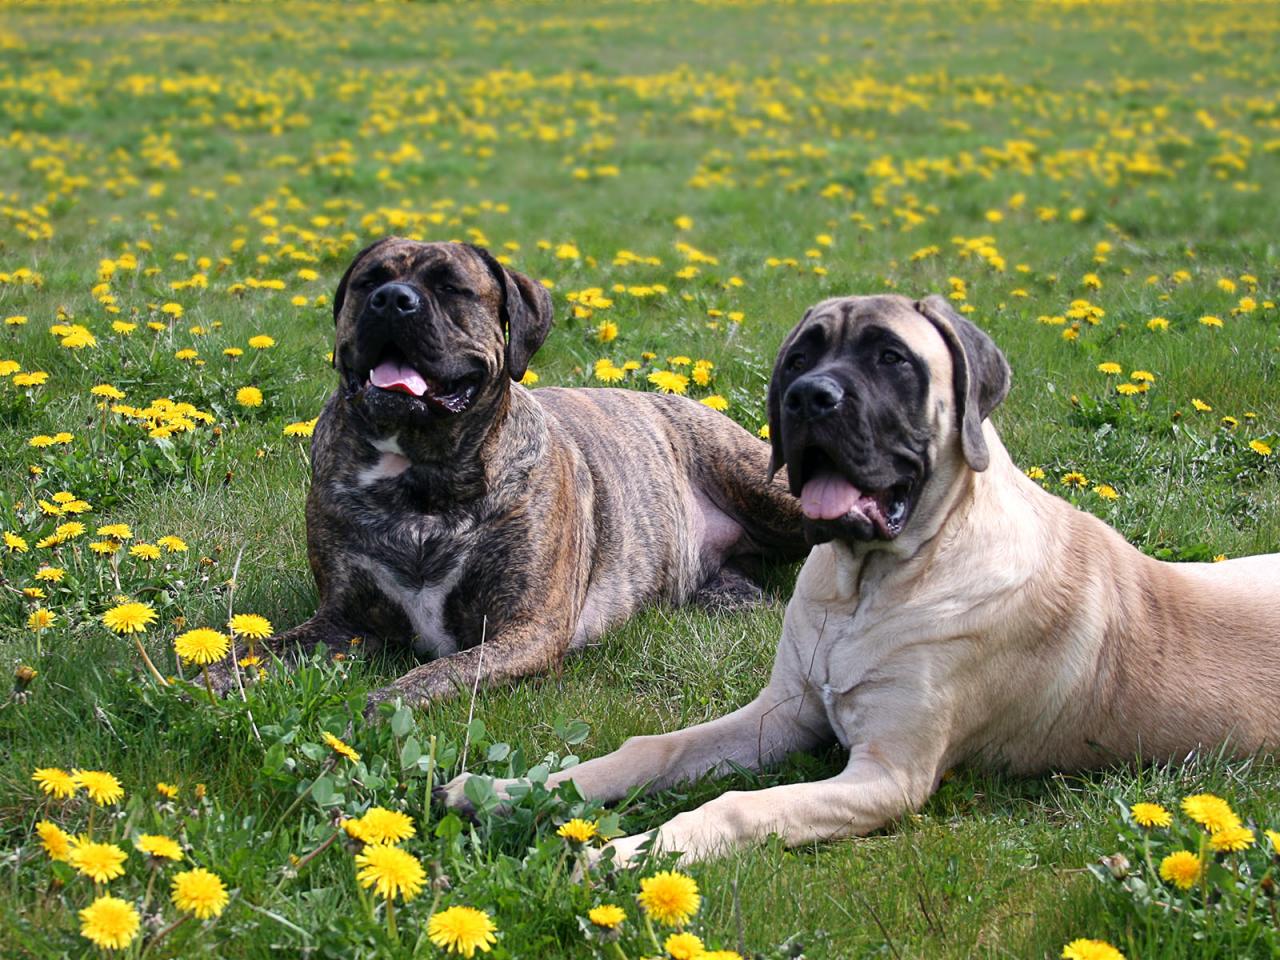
228, 238, 806, 710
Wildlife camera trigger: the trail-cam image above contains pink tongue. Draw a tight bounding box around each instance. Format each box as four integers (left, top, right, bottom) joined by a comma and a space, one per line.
370, 360, 428, 397
800, 470, 864, 521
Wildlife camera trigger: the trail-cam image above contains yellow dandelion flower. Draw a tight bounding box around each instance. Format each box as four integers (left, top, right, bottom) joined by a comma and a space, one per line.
36, 820, 75, 861
136, 834, 183, 861
1159, 850, 1203, 890
1191, 398, 1212, 412
4, 531, 29, 553
1209, 825, 1255, 852
427, 905, 498, 957
174, 628, 230, 665
156, 782, 179, 800
33, 766, 78, 799
647, 370, 689, 395
322, 731, 361, 764
1130, 803, 1172, 828
96, 523, 133, 541
1060, 471, 1087, 488
56, 521, 87, 539
70, 840, 128, 883
354, 807, 415, 844
593, 359, 626, 383
79, 895, 141, 951
74, 770, 125, 806
102, 602, 157, 635
171, 867, 229, 919
224, 347, 244, 358
1061, 939, 1125, 960
1115, 383, 1143, 396
35, 566, 65, 581
157, 535, 188, 552
520, 369, 539, 386
284, 418, 318, 437
1182, 794, 1241, 833
354, 843, 426, 902
1093, 484, 1119, 501
1129, 370, 1155, 383
596, 321, 619, 343
90, 540, 121, 555
1146, 317, 1169, 331
1266, 829, 1280, 851
556, 818, 598, 844
130, 543, 160, 560
637, 870, 700, 926
248, 335, 275, 349
700, 394, 729, 411
1199, 315, 1223, 328
588, 904, 626, 929
235, 386, 263, 407
28, 607, 56, 630
665, 932, 705, 960
1249, 439, 1272, 457
228, 613, 273, 639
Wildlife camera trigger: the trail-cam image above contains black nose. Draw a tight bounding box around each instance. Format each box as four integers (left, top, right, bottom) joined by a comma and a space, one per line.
367, 281, 423, 319
784, 375, 844, 419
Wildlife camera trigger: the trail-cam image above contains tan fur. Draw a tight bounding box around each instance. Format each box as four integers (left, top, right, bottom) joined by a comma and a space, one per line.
442, 294, 1280, 865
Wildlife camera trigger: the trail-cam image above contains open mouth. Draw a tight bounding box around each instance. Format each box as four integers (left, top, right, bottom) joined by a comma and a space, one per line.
793, 447, 913, 539
364, 348, 482, 414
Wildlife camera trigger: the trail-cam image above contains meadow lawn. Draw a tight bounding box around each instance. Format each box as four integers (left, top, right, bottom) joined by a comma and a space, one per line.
2, 1, 1279, 957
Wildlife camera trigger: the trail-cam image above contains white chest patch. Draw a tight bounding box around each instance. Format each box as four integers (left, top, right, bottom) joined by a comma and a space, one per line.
357, 452, 411, 486
351, 554, 463, 659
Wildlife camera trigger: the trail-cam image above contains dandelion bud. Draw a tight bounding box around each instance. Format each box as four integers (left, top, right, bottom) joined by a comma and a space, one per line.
430, 860, 451, 892
14, 664, 38, 689
1100, 853, 1130, 879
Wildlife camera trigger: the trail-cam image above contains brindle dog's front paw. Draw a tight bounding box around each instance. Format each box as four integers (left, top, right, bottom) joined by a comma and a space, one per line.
200, 658, 243, 698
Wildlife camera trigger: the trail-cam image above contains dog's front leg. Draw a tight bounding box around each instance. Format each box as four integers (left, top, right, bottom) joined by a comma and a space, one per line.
206, 611, 355, 695
438, 681, 829, 813
364, 615, 570, 716
604, 730, 946, 867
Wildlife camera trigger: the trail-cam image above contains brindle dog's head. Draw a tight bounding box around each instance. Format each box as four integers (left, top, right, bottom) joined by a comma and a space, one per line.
767, 294, 1010, 546
331, 238, 553, 457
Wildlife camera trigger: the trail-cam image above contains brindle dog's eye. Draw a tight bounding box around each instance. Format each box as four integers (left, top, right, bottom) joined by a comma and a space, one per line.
436, 283, 472, 297
786, 352, 807, 372
879, 349, 906, 366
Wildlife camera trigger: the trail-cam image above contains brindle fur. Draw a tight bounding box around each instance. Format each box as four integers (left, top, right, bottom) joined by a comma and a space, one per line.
225, 239, 806, 709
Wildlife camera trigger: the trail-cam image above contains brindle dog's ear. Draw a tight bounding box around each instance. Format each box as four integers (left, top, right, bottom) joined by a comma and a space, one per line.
915, 295, 1011, 472
333, 237, 396, 325
765, 307, 813, 480
468, 244, 554, 382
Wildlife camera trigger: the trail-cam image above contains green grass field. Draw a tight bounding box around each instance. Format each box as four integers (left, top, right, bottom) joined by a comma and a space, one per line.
2, 1, 1279, 957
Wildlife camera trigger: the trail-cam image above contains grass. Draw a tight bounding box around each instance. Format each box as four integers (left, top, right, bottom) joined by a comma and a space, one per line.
1, 0, 1279, 957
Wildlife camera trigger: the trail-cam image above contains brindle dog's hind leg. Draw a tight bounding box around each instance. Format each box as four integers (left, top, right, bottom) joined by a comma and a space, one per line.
692, 566, 765, 611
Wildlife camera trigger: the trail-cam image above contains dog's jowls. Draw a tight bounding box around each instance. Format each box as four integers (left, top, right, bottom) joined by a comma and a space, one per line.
215, 238, 807, 711
443, 293, 1280, 866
